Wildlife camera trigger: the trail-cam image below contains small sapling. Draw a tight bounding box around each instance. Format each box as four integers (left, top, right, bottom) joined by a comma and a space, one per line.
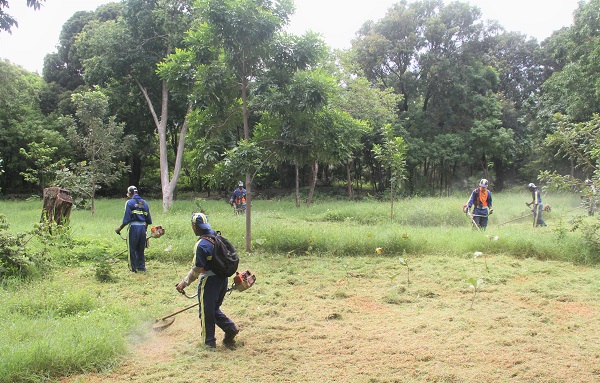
467, 277, 482, 309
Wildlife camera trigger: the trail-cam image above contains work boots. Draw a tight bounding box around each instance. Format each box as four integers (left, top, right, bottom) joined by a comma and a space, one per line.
223, 326, 239, 348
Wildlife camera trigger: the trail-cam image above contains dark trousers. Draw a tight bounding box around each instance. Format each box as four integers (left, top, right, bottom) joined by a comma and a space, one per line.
198, 274, 237, 345
128, 224, 147, 272
472, 208, 489, 229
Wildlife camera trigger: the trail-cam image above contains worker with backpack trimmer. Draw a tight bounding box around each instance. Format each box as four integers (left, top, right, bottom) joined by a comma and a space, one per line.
176, 212, 240, 349
463, 179, 494, 230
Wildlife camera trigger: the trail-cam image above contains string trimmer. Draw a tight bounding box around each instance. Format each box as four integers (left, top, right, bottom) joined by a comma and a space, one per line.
152, 269, 256, 330
146, 225, 165, 248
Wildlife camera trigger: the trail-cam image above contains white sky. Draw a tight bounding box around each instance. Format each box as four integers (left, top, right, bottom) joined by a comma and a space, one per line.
0, 0, 582, 74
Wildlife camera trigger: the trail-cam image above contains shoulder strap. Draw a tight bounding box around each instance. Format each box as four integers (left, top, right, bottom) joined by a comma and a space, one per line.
201, 235, 216, 245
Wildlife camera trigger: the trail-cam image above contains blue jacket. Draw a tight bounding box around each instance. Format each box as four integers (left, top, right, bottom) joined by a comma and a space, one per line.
194, 230, 216, 271
122, 195, 152, 226
531, 188, 543, 205
467, 187, 492, 214
230, 188, 246, 203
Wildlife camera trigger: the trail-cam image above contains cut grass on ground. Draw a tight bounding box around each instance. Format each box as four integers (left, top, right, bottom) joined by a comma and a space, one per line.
54, 253, 600, 383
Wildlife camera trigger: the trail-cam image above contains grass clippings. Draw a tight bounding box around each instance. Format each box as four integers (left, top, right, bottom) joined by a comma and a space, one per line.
59, 253, 600, 383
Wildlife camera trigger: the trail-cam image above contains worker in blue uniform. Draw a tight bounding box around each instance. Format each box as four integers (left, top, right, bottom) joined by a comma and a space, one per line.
527, 183, 547, 227
176, 212, 239, 349
463, 178, 493, 230
115, 186, 152, 272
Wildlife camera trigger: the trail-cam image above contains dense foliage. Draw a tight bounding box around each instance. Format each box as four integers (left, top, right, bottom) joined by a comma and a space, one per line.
1, 0, 600, 203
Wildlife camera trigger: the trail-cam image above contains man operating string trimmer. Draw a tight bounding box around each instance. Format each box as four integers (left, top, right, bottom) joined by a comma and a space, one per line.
463, 179, 494, 230
176, 212, 239, 349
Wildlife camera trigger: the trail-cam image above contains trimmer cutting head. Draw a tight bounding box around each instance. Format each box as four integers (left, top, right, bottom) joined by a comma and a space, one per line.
152, 317, 175, 330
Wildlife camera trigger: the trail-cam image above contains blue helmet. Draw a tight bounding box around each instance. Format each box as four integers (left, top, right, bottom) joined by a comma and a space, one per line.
191, 212, 211, 230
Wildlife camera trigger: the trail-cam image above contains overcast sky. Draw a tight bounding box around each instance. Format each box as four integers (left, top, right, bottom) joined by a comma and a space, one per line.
0, 0, 582, 73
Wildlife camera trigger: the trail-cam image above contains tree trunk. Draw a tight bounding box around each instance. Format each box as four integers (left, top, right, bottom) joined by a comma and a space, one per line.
346, 160, 353, 199
241, 68, 252, 252
135, 75, 187, 213
41, 187, 73, 230
245, 172, 252, 252
493, 158, 505, 191
390, 182, 394, 223
91, 177, 96, 217
295, 164, 300, 208
129, 155, 142, 188
306, 161, 318, 207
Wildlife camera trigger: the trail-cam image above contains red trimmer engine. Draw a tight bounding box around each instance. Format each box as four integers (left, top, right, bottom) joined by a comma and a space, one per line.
231, 269, 256, 292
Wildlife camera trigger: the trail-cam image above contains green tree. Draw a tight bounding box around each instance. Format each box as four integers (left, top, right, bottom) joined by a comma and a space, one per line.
59, 89, 133, 215
0, 0, 45, 33
75, 0, 194, 211
195, 0, 293, 251
19, 143, 67, 193
332, 54, 401, 197
351, 0, 517, 193
0, 60, 53, 193
372, 125, 407, 222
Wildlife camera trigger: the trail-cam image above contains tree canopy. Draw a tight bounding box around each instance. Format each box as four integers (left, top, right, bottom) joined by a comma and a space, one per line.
1, 0, 599, 211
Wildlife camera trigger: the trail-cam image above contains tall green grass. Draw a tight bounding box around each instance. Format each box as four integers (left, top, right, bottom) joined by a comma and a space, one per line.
0, 191, 597, 382
0, 191, 594, 264
0, 279, 138, 382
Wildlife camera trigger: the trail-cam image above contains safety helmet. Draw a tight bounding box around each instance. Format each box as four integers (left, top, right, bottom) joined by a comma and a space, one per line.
479, 179, 488, 188
191, 212, 211, 230
238, 181, 244, 187
127, 185, 138, 195
528, 183, 536, 190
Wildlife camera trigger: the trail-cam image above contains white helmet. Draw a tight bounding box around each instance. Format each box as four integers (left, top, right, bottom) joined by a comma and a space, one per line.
479, 179, 488, 188
528, 183, 536, 190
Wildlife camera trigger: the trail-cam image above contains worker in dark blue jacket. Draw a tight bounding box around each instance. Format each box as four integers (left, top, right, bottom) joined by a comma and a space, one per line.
229, 181, 247, 208
176, 212, 239, 349
527, 183, 547, 227
115, 186, 152, 272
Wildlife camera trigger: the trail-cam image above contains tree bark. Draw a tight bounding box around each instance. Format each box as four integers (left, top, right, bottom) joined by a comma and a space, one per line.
306, 161, 318, 207
41, 187, 73, 229
295, 163, 300, 208
346, 160, 354, 199
241, 66, 252, 252
135, 74, 188, 213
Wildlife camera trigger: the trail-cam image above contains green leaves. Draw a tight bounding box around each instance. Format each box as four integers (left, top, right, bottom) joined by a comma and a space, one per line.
57, 89, 133, 214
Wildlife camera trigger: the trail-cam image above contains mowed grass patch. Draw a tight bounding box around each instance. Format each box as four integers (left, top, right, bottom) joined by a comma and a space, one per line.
58, 252, 600, 383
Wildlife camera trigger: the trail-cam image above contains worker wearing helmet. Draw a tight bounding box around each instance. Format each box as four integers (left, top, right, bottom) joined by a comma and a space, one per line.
526, 183, 547, 227
229, 181, 246, 209
115, 186, 152, 272
176, 212, 239, 349
581, 179, 597, 216
463, 179, 493, 229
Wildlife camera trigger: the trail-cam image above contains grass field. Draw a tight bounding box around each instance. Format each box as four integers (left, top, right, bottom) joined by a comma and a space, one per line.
1, 191, 599, 382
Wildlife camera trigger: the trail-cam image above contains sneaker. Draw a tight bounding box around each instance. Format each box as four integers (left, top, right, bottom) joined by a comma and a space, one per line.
223, 326, 239, 347
205, 341, 216, 349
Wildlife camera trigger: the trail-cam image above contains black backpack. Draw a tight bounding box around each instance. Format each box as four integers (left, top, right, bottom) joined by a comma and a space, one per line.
202, 232, 239, 278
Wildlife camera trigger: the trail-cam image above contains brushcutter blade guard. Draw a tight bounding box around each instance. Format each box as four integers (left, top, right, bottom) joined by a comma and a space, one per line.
152, 302, 199, 331
152, 317, 175, 330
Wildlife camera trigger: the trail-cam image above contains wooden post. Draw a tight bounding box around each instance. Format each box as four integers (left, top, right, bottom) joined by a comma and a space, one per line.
41, 187, 73, 227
